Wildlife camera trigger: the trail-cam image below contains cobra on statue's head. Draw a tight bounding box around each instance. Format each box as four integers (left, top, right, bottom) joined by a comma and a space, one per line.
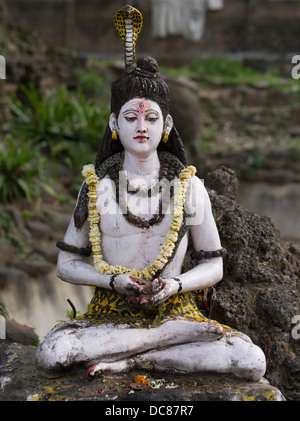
112, 5, 170, 118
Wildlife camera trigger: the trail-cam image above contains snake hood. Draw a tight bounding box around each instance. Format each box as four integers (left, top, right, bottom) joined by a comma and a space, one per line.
111, 5, 170, 118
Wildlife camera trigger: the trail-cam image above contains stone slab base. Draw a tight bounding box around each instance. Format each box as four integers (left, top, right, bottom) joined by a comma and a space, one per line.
0, 341, 285, 402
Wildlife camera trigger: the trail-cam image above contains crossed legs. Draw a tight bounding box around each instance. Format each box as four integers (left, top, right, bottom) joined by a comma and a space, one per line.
35, 319, 266, 382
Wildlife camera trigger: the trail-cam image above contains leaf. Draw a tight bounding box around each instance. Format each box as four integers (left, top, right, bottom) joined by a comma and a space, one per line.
116, 385, 123, 393
39, 181, 55, 197
16, 178, 32, 202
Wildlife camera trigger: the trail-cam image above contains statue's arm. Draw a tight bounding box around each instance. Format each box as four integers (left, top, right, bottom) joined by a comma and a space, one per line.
56, 190, 144, 296
177, 176, 223, 292
56, 215, 112, 288
56, 215, 145, 298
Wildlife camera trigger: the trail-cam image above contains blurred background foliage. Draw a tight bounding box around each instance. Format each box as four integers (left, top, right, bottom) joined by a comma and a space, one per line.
0, 63, 112, 203
1, 55, 300, 205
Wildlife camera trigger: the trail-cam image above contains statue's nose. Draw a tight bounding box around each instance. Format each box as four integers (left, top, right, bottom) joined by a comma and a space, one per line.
136, 116, 147, 133
137, 126, 147, 133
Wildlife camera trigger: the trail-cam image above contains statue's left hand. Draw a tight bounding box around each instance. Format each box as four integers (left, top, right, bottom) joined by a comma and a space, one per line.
147, 278, 179, 307
113, 274, 145, 296
126, 278, 178, 308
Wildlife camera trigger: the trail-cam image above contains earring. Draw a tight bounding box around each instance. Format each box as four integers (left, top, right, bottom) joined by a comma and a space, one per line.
112, 130, 118, 141
162, 131, 169, 143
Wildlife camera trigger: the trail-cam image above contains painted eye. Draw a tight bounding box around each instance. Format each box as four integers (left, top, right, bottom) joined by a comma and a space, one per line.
146, 114, 159, 122
125, 116, 137, 122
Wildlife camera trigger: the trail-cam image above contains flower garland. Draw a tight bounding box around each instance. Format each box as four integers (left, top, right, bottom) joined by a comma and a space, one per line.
82, 163, 196, 281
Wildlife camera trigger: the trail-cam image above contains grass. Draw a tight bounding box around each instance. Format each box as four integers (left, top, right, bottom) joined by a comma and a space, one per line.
10, 84, 109, 158
0, 205, 32, 253
8, 80, 110, 193
0, 135, 50, 203
161, 56, 296, 91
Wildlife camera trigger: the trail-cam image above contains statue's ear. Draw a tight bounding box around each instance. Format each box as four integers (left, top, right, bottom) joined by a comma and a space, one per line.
109, 113, 118, 133
164, 114, 174, 134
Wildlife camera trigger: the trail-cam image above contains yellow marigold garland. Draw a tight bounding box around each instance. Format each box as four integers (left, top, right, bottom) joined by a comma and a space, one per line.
82, 163, 196, 280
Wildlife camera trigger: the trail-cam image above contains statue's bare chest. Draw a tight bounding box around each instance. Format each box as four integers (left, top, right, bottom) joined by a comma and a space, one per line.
96, 177, 174, 239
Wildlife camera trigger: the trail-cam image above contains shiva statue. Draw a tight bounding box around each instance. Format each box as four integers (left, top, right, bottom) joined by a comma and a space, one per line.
35, 5, 266, 381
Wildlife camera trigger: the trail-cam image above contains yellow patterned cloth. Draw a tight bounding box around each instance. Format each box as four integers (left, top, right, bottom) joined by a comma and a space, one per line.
77, 288, 213, 329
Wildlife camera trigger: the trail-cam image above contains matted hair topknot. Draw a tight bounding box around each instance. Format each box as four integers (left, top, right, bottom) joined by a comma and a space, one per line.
110, 56, 170, 119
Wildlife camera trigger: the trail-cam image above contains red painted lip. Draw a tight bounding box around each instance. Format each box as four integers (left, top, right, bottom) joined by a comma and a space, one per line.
134, 135, 149, 141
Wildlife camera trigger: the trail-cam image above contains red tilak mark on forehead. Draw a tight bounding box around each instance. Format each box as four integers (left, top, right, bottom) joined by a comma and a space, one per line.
138, 102, 145, 113
131, 99, 151, 114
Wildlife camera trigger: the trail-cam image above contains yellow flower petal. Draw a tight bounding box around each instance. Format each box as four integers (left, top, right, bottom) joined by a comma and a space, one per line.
82, 164, 95, 178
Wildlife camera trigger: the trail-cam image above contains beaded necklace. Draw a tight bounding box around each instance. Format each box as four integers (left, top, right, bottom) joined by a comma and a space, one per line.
106, 159, 175, 230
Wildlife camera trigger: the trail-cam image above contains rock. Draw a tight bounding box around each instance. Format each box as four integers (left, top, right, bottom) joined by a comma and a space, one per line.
242, 86, 267, 107
266, 89, 290, 106
291, 105, 300, 124
167, 78, 201, 145
199, 86, 236, 104
12, 260, 54, 277
0, 239, 14, 266
0, 267, 28, 288
173, 76, 199, 91
26, 221, 52, 240
289, 125, 300, 137
251, 80, 270, 90
204, 166, 239, 200
34, 245, 59, 264
0, 342, 285, 401
203, 167, 300, 401
43, 208, 72, 232
5, 320, 39, 346
2, 205, 23, 229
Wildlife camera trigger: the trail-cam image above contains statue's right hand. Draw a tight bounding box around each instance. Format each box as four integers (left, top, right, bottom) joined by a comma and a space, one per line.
112, 274, 144, 296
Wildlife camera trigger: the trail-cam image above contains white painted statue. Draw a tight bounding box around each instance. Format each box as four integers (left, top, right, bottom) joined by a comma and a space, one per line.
35, 5, 266, 381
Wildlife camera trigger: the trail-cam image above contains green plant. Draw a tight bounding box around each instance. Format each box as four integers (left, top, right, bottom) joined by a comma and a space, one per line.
198, 125, 219, 155
0, 206, 32, 253
0, 135, 49, 203
191, 56, 264, 84
10, 84, 109, 160
74, 66, 111, 102
246, 148, 268, 171
63, 140, 97, 193
162, 56, 284, 87
0, 302, 8, 319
